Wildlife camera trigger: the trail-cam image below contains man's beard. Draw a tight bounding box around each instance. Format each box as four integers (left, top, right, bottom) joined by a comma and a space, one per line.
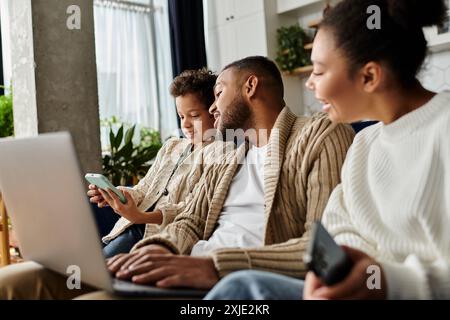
218, 93, 253, 136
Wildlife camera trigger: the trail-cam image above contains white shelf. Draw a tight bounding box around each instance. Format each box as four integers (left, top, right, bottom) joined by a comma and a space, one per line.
283, 65, 314, 77
277, 0, 323, 14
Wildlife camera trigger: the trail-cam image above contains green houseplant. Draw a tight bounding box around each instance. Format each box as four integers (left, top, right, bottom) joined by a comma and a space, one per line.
0, 86, 13, 138
101, 117, 162, 186
276, 24, 311, 72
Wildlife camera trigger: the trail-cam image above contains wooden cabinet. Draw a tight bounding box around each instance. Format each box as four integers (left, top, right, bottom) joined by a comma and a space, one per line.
277, 0, 323, 14
204, 0, 268, 72
208, 0, 265, 28
234, 0, 265, 20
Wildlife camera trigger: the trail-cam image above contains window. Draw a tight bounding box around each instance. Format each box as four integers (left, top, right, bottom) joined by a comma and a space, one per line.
94, 0, 177, 147
0, 0, 11, 91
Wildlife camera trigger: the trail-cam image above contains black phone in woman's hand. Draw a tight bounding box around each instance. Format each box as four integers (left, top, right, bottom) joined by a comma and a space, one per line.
303, 221, 354, 286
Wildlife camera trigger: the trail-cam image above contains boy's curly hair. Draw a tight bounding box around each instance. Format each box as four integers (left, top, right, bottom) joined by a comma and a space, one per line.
170, 68, 217, 109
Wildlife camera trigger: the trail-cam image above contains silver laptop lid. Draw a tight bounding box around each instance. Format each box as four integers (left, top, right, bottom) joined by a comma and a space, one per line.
0, 132, 112, 291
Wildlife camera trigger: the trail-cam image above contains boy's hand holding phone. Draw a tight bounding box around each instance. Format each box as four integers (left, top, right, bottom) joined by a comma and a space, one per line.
85, 173, 163, 225
85, 173, 127, 204
98, 187, 147, 224
85, 173, 144, 224
87, 184, 108, 208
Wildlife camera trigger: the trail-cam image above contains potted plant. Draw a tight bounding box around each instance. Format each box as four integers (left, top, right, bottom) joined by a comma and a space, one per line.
0, 86, 13, 138
276, 24, 311, 72
101, 118, 163, 186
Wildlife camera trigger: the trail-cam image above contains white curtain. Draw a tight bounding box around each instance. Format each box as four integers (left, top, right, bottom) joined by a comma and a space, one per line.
94, 0, 177, 145
0, 0, 12, 89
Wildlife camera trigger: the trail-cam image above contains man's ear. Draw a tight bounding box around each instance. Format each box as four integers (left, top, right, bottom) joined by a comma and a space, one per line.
359, 62, 382, 93
243, 75, 259, 99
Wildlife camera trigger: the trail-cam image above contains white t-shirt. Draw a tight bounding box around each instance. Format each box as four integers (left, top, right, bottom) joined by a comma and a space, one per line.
190, 144, 267, 257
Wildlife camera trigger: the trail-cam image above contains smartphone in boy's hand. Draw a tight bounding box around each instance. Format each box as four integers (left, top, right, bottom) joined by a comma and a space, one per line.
85, 173, 127, 204
303, 221, 353, 286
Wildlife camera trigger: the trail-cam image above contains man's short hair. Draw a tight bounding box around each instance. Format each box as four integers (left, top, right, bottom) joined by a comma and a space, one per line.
223, 56, 284, 98
170, 68, 217, 109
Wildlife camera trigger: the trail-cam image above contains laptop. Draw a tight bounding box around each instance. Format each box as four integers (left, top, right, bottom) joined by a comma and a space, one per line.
0, 132, 206, 297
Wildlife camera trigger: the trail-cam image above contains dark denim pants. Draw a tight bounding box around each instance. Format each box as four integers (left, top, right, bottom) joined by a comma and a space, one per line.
90, 202, 145, 258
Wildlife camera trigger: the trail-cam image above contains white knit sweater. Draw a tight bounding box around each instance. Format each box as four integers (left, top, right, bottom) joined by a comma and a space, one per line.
323, 91, 450, 300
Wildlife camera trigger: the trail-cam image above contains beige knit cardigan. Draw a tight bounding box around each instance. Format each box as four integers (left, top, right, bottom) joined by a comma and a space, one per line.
103, 137, 212, 243
132, 107, 355, 279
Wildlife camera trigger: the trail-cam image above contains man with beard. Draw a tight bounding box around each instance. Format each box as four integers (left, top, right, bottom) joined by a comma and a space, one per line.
0, 56, 354, 299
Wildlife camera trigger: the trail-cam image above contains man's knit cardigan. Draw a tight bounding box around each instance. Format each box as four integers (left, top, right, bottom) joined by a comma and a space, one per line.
132, 107, 355, 279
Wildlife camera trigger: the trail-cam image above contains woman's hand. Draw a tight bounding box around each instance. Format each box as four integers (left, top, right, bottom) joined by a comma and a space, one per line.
99, 187, 148, 224
304, 246, 387, 300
